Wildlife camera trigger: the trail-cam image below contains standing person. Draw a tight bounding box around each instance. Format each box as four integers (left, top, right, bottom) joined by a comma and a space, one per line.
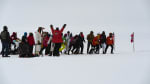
78, 32, 85, 54
87, 31, 94, 54
64, 31, 72, 54
0, 26, 11, 57
100, 31, 106, 54
105, 33, 114, 54
35, 27, 43, 56
50, 24, 66, 56
92, 34, 100, 54
39, 32, 49, 55
27, 33, 35, 56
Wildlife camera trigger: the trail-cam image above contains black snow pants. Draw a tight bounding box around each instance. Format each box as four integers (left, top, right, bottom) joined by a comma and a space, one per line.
105, 45, 114, 54
53, 43, 61, 56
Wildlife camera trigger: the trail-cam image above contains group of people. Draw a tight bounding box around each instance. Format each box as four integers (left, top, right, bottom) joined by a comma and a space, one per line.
0, 24, 114, 57
87, 31, 114, 54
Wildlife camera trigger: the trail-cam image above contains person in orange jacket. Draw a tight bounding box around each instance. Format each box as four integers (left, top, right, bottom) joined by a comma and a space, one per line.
92, 34, 100, 54
105, 33, 114, 54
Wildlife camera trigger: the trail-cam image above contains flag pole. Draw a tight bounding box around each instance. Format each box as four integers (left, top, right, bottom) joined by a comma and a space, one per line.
113, 32, 115, 51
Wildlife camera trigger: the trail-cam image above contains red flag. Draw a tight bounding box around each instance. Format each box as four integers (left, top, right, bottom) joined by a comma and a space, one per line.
131, 32, 134, 43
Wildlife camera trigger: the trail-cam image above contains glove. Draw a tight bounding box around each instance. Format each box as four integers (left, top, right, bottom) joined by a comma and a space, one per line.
63, 24, 67, 28
64, 24, 67, 26
50, 25, 53, 28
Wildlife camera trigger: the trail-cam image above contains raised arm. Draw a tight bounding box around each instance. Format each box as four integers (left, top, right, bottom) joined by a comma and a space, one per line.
60, 24, 67, 32
50, 25, 54, 34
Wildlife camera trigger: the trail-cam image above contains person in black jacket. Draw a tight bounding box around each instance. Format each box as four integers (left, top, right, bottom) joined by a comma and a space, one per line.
0, 26, 11, 57
18, 36, 30, 57
100, 31, 106, 54
75, 32, 85, 54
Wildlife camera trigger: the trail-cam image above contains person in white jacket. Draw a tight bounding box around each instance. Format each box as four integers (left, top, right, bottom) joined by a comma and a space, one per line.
35, 27, 42, 44
35, 27, 43, 56
64, 31, 72, 54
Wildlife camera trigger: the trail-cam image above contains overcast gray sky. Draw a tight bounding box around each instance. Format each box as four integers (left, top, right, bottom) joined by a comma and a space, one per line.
0, 0, 150, 35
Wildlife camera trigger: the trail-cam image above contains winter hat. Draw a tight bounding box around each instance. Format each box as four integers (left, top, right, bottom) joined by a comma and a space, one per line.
102, 31, 105, 35
3, 26, 8, 31
29, 33, 33, 36
90, 31, 93, 34
12, 32, 15, 36
56, 27, 59, 30
24, 32, 27, 37
109, 33, 113, 37
38, 27, 42, 33
67, 31, 70, 34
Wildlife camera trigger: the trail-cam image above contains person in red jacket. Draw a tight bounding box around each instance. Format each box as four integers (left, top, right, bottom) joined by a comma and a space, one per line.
50, 24, 66, 56
10, 32, 18, 50
10, 32, 17, 42
105, 33, 114, 54
92, 34, 100, 54
27, 33, 35, 55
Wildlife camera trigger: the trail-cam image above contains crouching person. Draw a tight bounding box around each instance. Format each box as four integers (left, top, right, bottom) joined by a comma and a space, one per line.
18, 36, 30, 57
105, 33, 114, 54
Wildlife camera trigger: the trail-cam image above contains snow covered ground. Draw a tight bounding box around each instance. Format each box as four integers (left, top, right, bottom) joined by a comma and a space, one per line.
0, 38, 150, 84
0, 52, 150, 84
0, 0, 150, 84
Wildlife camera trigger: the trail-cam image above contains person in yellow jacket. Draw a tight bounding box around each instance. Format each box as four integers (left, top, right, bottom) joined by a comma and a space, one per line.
87, 31, 94, 54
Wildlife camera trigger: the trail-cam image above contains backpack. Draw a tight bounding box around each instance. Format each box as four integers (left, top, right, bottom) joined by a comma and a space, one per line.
1, 31, 7, 40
